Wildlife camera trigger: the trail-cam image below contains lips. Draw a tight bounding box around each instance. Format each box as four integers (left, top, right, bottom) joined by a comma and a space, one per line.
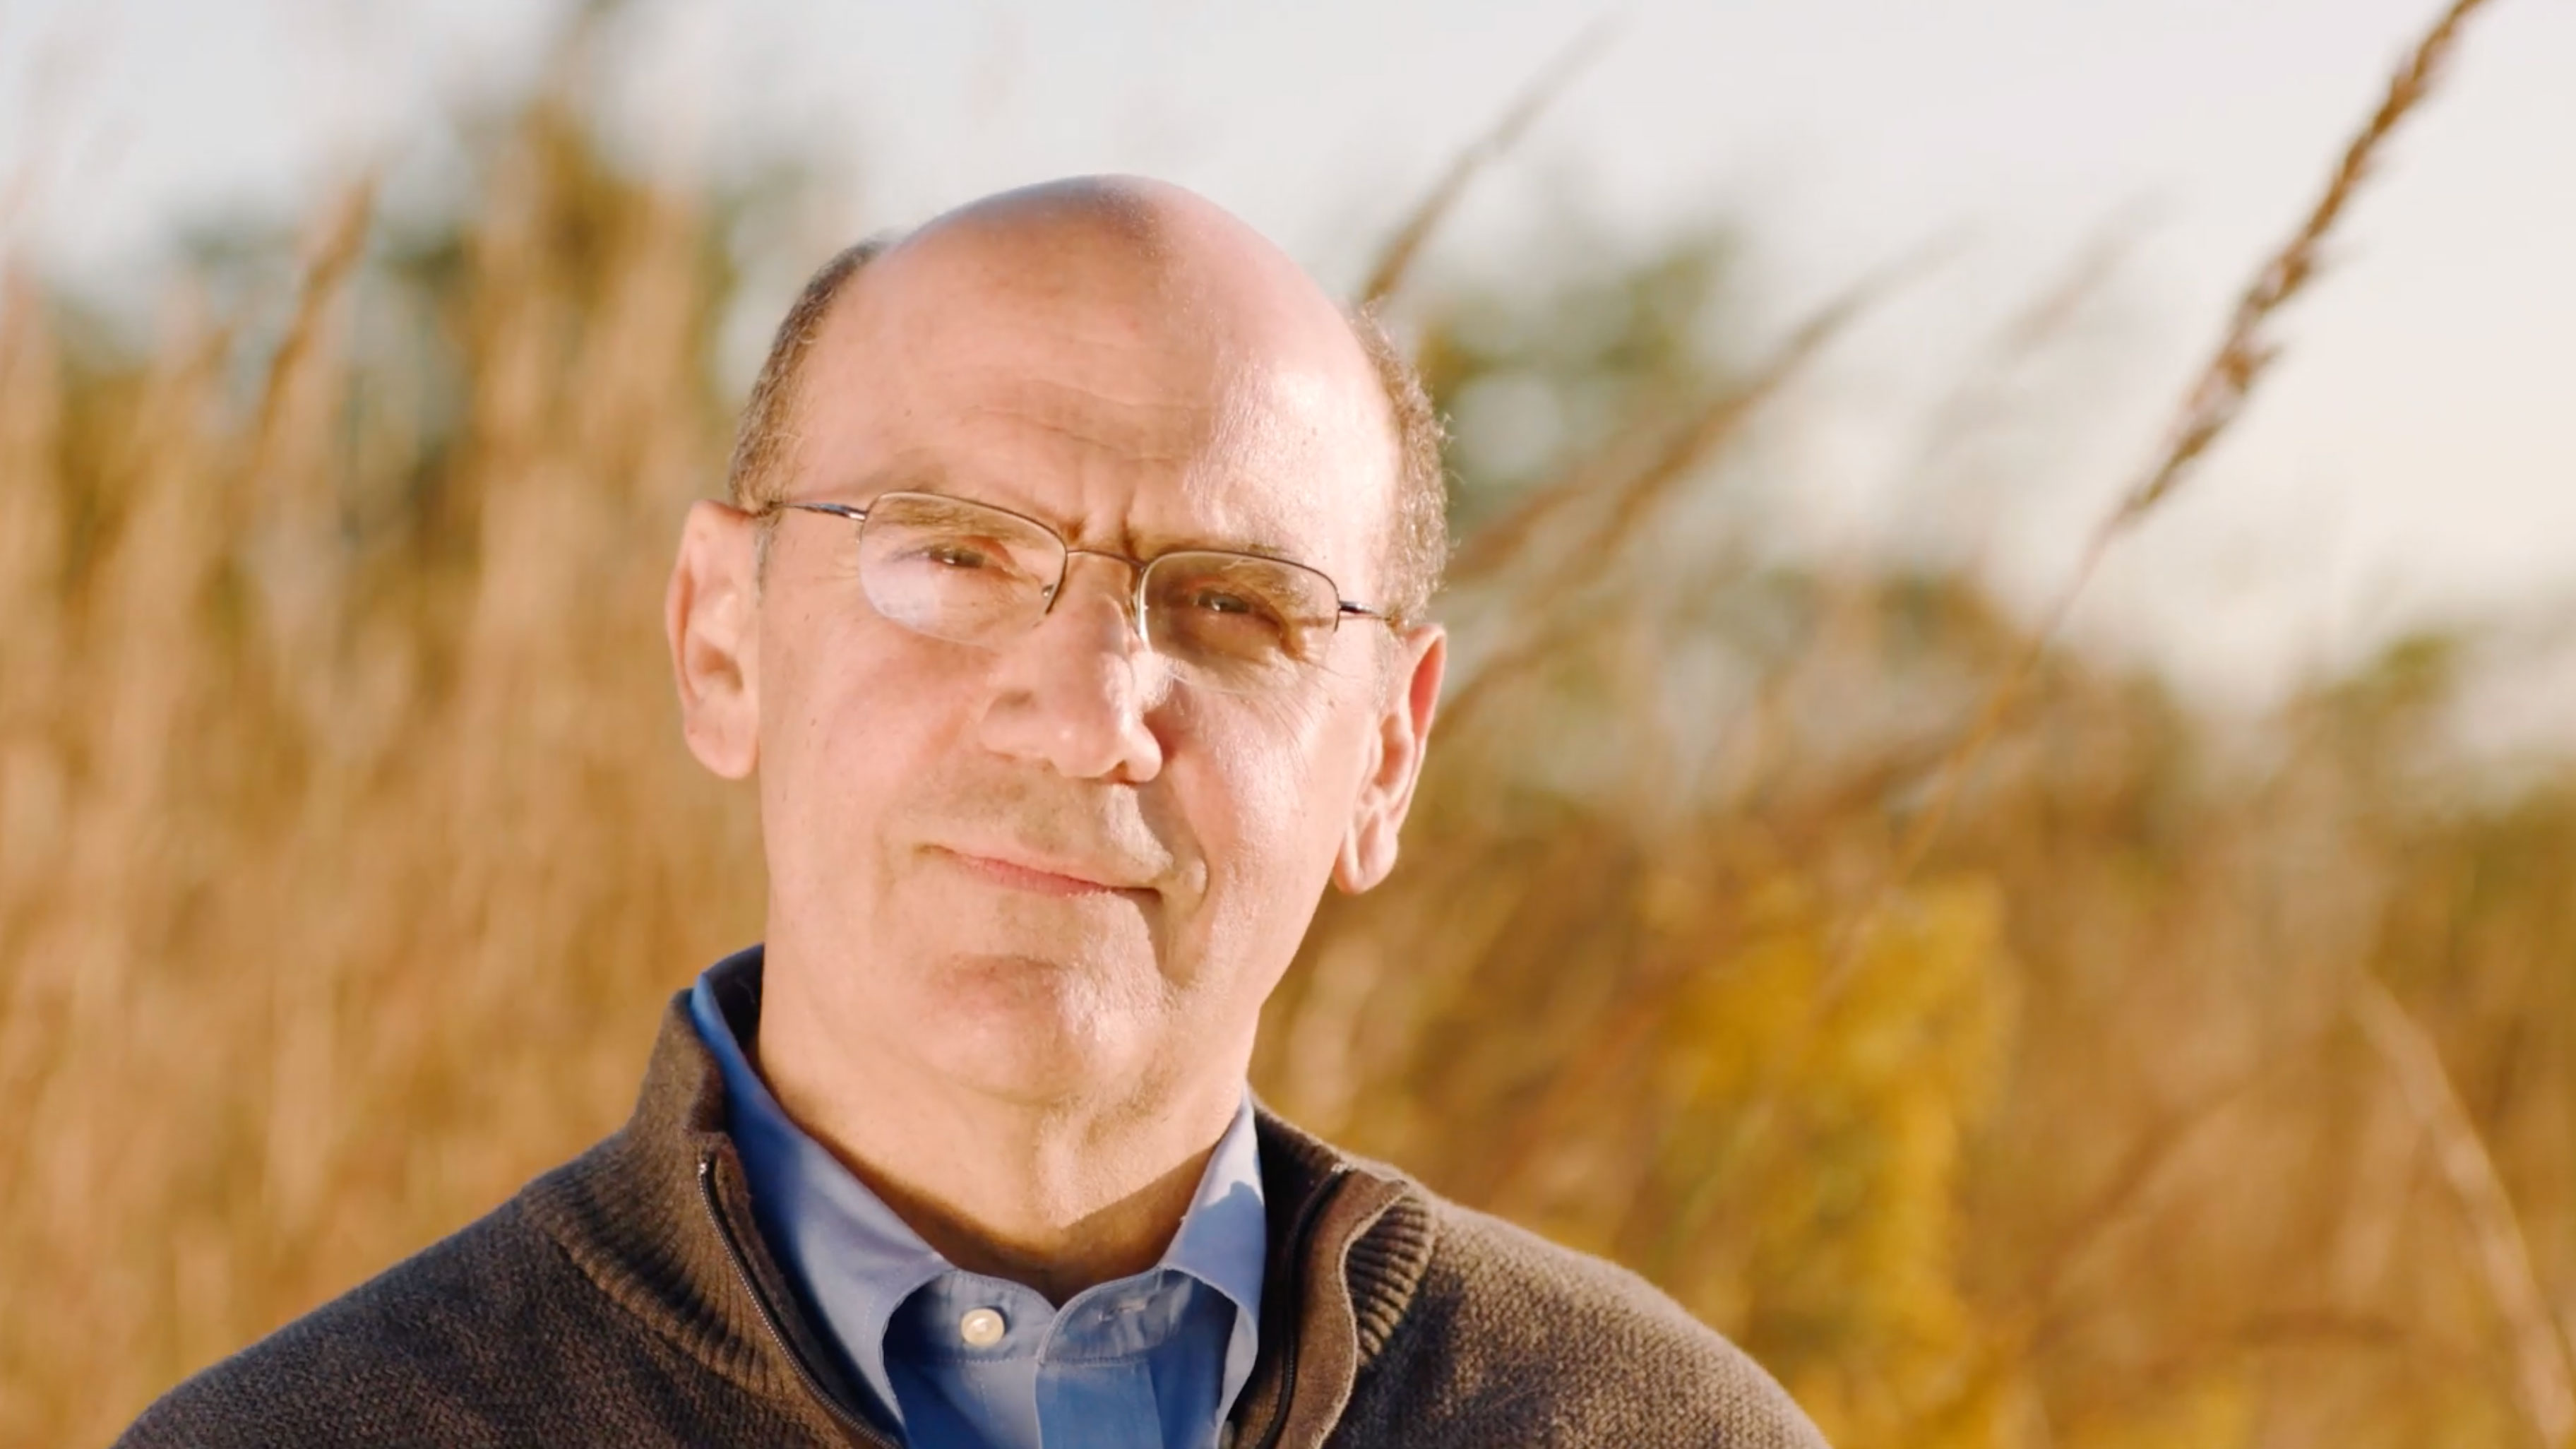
934, 845, 1156, 899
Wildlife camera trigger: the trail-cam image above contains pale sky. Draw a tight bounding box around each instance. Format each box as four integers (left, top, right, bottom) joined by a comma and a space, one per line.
3, 0, 2572, 709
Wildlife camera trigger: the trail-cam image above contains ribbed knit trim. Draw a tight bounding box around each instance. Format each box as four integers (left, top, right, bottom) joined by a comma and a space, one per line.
1245, 1109, 1436, 1372
1344, 1192, 1436, 1364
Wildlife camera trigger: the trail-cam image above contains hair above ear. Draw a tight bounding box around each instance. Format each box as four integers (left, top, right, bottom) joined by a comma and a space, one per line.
726, 233, 904, 515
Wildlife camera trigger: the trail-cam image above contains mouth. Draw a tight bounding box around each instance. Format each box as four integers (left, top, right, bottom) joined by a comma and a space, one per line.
933, 846, 1156, 901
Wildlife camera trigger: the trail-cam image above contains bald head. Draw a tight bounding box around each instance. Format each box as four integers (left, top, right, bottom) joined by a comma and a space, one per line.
727, 177, 1445, 623
893, 177, 1342, 345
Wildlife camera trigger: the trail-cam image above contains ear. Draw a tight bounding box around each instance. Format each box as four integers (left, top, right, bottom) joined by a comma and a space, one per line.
666, 500, 763, 780
1333, 624, 1446, 894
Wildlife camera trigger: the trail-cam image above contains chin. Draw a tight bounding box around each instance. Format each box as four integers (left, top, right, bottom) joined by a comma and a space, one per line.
902, 951, 1168, 1104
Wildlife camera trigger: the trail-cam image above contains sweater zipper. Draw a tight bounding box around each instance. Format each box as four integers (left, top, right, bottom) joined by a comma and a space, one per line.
1247, 1166, 1351, 1449
697, 1153, 903, 1449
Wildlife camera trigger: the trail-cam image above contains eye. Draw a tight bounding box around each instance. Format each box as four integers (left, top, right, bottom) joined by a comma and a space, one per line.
922, 542, 991, 569
894, 534, 1027, 574
1186, 588, 1281, 623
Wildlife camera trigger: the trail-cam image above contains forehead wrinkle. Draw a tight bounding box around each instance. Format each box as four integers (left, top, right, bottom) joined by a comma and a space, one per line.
958, 401, 1205, 463
904, 356, 1226, 465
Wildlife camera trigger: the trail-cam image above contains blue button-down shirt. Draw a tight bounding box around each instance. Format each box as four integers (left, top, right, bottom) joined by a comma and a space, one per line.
691, 955, 1267, 1449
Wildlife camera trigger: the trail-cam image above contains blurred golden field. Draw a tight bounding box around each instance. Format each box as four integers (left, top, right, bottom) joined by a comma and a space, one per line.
4, 14, 2572, 1448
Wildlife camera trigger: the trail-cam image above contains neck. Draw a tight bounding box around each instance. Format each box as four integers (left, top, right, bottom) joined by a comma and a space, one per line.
750, 950, 1248, 1305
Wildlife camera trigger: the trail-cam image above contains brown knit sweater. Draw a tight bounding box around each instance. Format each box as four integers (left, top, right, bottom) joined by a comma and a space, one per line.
119, 989, 1829, 1448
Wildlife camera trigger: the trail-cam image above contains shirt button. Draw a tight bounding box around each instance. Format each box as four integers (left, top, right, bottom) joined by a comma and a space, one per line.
958, 1307, 1008, 1347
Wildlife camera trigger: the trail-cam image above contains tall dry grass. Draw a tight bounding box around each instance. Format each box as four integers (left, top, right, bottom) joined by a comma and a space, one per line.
0, 95, 766, 1443
4, 7, 2571, 1447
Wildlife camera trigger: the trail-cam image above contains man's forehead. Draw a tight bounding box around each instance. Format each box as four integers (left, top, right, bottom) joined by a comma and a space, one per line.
822, 261, 1381, 458
807, 306, 1373, 463
828, 352, 1376, 548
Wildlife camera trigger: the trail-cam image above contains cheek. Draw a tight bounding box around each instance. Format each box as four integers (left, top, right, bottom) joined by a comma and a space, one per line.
1173, 687, 1370, 946
756, 606, 964, 888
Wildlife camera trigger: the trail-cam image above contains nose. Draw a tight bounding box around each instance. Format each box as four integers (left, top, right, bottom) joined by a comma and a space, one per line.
974, 554, 1167, 784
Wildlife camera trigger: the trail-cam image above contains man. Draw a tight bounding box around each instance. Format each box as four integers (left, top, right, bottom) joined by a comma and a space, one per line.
121, 177, 1826, 1448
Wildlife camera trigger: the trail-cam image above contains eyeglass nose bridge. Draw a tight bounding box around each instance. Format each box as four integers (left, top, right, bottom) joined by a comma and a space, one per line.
1042, 546, 1159, 643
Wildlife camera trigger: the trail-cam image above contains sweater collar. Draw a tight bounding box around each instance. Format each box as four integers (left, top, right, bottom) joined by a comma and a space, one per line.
517, 952, 1437, 1449
686, 948, 1269, 1434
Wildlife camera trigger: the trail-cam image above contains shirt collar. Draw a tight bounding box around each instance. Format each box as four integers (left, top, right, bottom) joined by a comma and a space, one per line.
1163, 1087, 1268, 1329
688, 950, 1267, 1422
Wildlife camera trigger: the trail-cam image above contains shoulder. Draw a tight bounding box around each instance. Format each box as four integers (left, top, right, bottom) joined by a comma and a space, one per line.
1354, 1188, 1830, 1448
117, 1193, 643, 1448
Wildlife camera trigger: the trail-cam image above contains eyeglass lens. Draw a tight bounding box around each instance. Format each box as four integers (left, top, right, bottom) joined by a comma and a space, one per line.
848, 491, 1343, 693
